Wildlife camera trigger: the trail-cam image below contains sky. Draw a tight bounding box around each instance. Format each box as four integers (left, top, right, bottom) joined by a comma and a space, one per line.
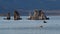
0, 0, 60, 15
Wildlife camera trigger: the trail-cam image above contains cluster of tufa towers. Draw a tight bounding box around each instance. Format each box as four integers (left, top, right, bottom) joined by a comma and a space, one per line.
28, 9, 49, 20
6, 9, 49, 20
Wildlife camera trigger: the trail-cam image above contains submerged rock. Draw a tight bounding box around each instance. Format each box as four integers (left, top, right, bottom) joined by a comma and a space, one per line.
40, 25, 43, 28
43, 21, 47, 23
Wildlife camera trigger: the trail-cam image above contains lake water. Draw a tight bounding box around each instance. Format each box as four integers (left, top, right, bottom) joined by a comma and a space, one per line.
0, 16, 60, 34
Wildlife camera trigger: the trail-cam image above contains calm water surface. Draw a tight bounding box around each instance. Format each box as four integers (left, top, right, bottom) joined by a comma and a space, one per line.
0, 16, 60, 34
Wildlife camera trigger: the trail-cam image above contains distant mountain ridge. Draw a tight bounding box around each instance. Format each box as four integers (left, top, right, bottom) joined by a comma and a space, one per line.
0, 9, 60, 16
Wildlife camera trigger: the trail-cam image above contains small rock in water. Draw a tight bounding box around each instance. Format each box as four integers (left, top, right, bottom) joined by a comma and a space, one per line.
40, 25, 43, 28
44, 21, 47, 23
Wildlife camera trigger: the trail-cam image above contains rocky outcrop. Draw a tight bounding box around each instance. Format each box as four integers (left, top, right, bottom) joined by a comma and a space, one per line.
28, 10, 49, 20
6, 12, 10, 20
14, 10, 22, 20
